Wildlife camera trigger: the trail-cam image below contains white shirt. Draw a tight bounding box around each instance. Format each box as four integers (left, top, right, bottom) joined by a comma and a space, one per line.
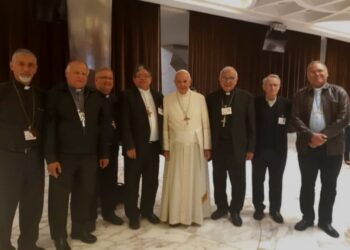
138, 88, 159, 142
309, 87, 326, 132
266, 97, 277, 107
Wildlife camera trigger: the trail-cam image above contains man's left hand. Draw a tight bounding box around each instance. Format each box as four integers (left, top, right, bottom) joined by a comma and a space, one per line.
204, 149, 211, 160
99, 158, 109, 168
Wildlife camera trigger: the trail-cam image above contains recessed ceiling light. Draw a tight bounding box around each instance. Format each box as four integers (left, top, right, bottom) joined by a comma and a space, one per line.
205, 0, 256, 9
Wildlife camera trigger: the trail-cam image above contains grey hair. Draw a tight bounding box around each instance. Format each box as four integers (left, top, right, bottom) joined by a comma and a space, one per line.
219, 66, 238, 79
175, 69, 191, 80
11, 48, 37, 62
262, 74, 281, 85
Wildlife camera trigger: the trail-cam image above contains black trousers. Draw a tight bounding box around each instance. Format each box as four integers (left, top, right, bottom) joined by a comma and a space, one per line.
252, 149, 286, 212
91, 145, 119, 220
0, 148, 44, 249
344, 125, 350, 161
212, 140, 246, 213
298, 146, 342, 224
48, 154, 97, 240
124, 142, 160, 220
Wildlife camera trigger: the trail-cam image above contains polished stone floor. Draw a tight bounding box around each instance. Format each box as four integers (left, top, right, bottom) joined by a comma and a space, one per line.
11, 134, 350, 249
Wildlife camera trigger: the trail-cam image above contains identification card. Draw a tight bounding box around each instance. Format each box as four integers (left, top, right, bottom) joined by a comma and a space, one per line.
221, 107, 232, 115
158, 107, 163, 115
24, 130, 37, 141
278, 117, 286, 125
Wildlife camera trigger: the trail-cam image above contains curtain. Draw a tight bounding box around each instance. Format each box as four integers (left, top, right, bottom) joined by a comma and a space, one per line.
111, 0, 160, 91
325, 38, 350, 95
0, 0, 69, 90
189, 11, 321, 98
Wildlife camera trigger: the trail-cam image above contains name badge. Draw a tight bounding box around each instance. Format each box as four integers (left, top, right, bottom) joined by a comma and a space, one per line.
221, 107, 232, 115
278, 117, 286, 125
158, 107, 163, 115
24, 130, 37, 141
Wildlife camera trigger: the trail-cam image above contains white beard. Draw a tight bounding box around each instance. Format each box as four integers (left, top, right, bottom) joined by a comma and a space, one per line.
18, 75, 32, 84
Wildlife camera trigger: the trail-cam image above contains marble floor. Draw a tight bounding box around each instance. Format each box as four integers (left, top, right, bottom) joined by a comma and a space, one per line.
11, 134, 350, 250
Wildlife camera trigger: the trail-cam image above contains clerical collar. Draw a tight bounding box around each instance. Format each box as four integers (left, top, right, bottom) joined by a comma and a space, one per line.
265, 97, 277, 107
221, 89, 234, 96
14, 80, 31, 90
68, 86, 84, 94
138, 88, 150, 94
105, 94, 110, 99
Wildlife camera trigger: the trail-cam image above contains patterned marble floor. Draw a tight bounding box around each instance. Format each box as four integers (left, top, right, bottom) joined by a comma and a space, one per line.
11, 134, 350, 250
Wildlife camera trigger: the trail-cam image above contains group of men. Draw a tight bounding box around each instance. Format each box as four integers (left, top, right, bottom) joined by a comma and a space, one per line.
0, 48, 349, 250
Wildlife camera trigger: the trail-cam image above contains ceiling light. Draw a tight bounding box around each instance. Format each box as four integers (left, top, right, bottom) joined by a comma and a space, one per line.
205, 0, 256, 9
315, 21, 350, 35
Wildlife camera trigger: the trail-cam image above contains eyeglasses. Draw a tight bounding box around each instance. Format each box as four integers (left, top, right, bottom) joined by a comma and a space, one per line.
135, 74, 151, 79
97, 76, 113, 80
222, 76, 236, 82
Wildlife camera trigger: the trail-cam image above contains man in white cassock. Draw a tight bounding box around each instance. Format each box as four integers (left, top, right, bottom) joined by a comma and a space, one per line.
160, 69, 211, 226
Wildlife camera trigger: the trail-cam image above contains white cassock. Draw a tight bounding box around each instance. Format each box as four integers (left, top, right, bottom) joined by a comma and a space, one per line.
160, 90, 211, 225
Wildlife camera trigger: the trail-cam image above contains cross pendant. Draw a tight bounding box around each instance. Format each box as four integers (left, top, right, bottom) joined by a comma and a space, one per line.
184, 116, 190, 125
147, 109, 152, 117
221, 116, 226, 127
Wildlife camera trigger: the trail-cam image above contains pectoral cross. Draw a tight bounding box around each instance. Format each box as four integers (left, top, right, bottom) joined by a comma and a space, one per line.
146, 108, 152, 117
221, 116, 226, 127
184, 116, 190, 125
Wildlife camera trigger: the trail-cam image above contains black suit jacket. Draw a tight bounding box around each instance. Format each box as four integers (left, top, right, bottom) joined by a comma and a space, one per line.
0, 80, 44, 152
99, 92, 121, 148
206, 88, 256, 161
44, 82, 111, 164
254, 95, 291, 158
121, 86, 163, 155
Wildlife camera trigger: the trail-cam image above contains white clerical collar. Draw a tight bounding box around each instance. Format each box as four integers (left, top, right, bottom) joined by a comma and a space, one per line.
266, 97, 277, 107
24, 85, 31, 90
138, 88, 151, 94
178, 89, 191, 97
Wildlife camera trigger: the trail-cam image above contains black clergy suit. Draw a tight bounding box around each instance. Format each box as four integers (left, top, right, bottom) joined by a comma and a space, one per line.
44, 82, 111, 240
252, 96, 291, 213
206, 88, 255, 214
121, 86, 163, 221
0, 80, 45, 250
91, 92, 122, 221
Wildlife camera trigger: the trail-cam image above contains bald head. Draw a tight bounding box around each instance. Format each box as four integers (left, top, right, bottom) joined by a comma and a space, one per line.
65, 60, 89, 89
306, 61, 329, 88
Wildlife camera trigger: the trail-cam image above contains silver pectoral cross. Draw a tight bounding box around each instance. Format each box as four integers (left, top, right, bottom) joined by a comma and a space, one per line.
221, 116, 226, 127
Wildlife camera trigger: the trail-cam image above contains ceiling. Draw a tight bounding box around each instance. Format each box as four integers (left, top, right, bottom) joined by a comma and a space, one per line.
141, 0, 350, 43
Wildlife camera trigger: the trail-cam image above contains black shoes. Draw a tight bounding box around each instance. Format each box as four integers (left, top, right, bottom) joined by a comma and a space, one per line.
129, 217, 141, 230
211, 209, 228, 220
71, 231, 97, 244
143, 213, 160, 224
318, 223, 339, 238
104, 214, 124, 225
270, 211, 284, 224
230, 212, 242, 227
253, 210, 264, 221
294, 219, 314, 231
54, 238, 71, 250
